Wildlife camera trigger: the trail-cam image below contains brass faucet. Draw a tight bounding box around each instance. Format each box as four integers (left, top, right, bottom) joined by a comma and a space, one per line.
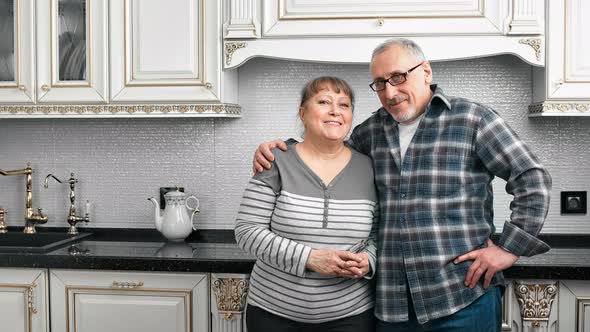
0, 163, 48, 233
44, 172, 90, 234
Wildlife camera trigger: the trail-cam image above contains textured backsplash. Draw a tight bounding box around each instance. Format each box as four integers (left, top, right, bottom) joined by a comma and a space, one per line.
0, 55, 589, 233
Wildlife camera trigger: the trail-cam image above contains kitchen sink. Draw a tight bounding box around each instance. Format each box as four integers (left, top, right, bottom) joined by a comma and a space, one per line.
0, 232, 92, 253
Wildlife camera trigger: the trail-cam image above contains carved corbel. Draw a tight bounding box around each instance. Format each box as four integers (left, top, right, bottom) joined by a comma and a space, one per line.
514, 282, 557, 329
225, 42, 247, 66
519, 38, 542, 61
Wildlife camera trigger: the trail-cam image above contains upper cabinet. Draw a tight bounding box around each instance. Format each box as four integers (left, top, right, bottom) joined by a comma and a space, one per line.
36, 0, 108, 103
0, 0, 240, 118
530, 0, 590, 116
109, 0, 233, 104
0, 0, 35, 103
223, 0, 545, 69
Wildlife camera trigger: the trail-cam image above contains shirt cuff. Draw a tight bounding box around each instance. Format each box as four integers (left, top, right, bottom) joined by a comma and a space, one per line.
498, 221, 550, 257
296, 245, 313, 278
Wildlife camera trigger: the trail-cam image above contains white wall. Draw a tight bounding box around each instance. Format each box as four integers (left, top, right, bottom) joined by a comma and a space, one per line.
0, 55, 588, 233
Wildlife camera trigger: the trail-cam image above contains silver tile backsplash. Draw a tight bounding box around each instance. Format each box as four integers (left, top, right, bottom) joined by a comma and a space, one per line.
0, 55, 588, 233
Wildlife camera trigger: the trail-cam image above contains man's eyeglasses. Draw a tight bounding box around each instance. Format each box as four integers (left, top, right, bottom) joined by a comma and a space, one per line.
369, 62, 424, 92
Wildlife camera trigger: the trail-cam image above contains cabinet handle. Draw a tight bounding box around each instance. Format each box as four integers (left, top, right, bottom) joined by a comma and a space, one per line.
18, 85, 27, 91
41, 84, 51, 91
112, 281, 144, 289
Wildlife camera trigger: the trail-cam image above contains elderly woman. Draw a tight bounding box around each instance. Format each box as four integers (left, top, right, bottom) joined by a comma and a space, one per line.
235, 77, 378, 332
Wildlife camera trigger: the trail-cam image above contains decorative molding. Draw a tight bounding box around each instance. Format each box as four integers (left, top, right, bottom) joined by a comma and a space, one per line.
507, 0, 543, 34
0, 104, 241, 117
529, 102, 590, 115
519, 38, 542, 61
27, 282, 38, 315
224, 0, 260, 39
212, 277, 249, 320
514, 282, 557, 328
225, 42, 247, 66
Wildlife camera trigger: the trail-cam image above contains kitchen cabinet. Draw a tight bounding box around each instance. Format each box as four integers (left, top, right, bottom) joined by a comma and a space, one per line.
109, 0, 236, 104
49, 269, 209, 332
559, 280, 590, 332
0, 0, 240, 117
0, 268, 48, 332
530, 0, 590, 116
0, 0, 35, 104
223, 0, 545, 69
0, 0, 107, 104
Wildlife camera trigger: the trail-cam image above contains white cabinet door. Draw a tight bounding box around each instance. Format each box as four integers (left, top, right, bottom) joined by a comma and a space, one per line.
35, 0, 108, 103
262, 0, 508, 37
530, 0, 590, 115
0, 268, 48, 332
545, 0, 590, 100
50, 270, 209, 332
109, 0, 223, 103
0, 0, 35, 103
559, 280, 590, 332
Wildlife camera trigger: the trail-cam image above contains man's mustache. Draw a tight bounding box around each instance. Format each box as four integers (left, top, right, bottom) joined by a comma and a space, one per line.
386, 96, 407, 106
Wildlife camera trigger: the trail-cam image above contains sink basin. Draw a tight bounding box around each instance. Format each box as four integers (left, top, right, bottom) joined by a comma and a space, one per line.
0, 232, 92, 253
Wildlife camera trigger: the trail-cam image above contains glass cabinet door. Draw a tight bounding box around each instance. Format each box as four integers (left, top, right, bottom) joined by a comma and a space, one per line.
36, 0, 107, 103
0, 0, 34, 104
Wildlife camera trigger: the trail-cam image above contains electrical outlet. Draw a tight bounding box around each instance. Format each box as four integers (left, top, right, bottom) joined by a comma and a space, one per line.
159, 187, 184, 210
560, 191, 587, 214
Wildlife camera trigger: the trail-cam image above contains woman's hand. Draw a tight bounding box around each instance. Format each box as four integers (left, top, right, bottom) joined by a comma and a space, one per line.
343, 252, 370, 279
252, 139, 287, 174
306, 249, 368, 278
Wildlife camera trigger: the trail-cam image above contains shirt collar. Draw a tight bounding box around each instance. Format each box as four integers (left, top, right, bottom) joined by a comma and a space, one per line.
376, 84, 452, 119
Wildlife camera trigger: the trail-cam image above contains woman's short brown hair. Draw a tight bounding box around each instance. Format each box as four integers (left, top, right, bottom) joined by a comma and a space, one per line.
299, 76, 355, 112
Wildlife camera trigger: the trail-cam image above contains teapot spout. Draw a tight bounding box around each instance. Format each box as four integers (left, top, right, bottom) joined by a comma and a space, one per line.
148, 197, 163, 232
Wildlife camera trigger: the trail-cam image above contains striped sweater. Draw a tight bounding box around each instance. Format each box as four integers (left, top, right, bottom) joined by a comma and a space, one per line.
235, 144, 379, 323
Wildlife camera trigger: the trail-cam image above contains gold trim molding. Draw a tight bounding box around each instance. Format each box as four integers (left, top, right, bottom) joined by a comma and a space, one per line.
0, 104, 241, 116
529, 102, 590, 115
212, 277, 249, 320
519, 38, 542, 61
514, 282, 557, 328
225, 42, 247, 66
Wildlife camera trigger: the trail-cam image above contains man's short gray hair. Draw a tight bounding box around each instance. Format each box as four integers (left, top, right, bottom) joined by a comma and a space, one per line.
371, 38, 426, 63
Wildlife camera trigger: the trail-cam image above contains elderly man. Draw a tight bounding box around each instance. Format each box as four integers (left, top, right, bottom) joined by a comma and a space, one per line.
252, 38, 551, 332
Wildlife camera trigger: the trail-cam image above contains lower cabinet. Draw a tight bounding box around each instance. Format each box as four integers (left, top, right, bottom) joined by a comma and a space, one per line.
0, 268, 48, 332
49, 270, 209, 332
559, 280, 590, 332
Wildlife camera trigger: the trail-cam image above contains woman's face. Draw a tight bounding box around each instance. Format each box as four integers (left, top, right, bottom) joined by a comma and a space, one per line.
300, 87, 353, 144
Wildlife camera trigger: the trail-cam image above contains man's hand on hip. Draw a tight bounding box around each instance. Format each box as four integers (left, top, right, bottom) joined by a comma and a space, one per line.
454, 239, 519, 289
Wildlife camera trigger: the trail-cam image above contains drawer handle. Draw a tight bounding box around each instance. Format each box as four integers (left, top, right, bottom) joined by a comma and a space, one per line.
112, 281, 144, 289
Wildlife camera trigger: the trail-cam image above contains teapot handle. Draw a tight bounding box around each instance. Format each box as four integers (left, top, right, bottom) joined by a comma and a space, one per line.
186, 195, 200, 231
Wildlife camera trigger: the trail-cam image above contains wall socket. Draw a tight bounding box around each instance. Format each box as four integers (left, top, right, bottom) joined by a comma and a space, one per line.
159, 187, 184, 210
560, 191, 587, 214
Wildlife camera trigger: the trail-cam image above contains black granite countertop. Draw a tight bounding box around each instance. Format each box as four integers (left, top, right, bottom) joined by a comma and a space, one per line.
1, 228, 589, 278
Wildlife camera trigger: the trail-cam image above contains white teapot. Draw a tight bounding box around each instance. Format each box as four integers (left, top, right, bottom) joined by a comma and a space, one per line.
148, 190, 200, 241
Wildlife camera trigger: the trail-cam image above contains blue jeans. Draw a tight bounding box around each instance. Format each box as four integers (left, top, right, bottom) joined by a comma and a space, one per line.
376, 286, 502, 332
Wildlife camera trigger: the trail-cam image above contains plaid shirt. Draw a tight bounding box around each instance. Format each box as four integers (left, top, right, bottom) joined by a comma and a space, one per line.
349, 85, 551, 324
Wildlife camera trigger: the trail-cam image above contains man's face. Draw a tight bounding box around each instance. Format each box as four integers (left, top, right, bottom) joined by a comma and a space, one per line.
370, 46, 433, 124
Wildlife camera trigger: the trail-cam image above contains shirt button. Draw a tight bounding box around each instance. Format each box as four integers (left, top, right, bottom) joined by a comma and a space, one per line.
400, 193, 406, 198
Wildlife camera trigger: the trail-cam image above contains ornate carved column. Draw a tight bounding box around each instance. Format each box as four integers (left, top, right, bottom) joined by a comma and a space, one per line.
514, 281, 558, 331
224, 0, 260, 39
211, 273, 250, 332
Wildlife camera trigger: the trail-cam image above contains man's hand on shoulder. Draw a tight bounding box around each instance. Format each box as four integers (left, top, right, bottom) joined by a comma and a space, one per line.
252, 139, 287, 174
454, 239, 519, 289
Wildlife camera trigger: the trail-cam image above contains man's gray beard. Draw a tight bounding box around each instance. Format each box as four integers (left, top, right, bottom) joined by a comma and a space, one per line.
391, 105, 417, 124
